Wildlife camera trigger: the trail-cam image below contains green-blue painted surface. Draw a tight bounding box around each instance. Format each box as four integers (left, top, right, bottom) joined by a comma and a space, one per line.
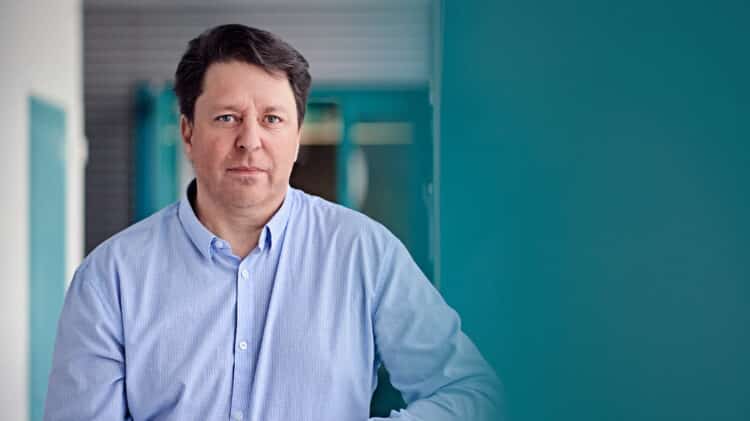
29, 96, 67, 421
440, 1, 749, 420
134, 83, 180, 221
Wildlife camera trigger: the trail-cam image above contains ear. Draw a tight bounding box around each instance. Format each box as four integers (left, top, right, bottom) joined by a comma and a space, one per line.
294, 127, 303, 162
180, 115, 194, 159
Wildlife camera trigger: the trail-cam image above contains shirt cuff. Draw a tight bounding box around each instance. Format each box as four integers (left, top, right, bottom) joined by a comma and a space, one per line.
368, 409, 416, 420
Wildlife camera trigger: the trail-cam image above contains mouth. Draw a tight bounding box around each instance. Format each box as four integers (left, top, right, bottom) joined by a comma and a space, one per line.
227, 165, 267, 175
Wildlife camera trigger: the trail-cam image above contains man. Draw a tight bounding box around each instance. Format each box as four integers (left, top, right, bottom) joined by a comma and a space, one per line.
45, 24, 502, 420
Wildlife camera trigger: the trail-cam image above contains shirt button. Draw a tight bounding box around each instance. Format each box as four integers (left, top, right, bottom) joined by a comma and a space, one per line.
238, 341, 248, 350
240, 269, 249, 279
215, 240, 224, 249
231, 410, 244, 420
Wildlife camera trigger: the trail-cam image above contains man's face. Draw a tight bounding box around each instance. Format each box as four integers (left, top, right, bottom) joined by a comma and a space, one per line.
181, 60, 301, 211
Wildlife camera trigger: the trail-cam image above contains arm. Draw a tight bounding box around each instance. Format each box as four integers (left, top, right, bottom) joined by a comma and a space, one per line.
44, 262, 129, 420
368, 239, 504, 421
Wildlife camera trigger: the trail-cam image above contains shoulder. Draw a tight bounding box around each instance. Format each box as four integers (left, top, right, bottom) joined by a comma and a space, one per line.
288, 188, 408, 303
76, 202, 180, 280
287, 188, 408, 293
289, 187, 397, 249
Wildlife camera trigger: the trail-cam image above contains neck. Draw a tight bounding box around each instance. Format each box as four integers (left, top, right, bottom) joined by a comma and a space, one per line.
194, 182, 286, 258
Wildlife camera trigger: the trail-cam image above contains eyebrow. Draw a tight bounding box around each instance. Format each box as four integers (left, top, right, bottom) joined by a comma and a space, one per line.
210, 103, 291, 115
261, 105, 291, 115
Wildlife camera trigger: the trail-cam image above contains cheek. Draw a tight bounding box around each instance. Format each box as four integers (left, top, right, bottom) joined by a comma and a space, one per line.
277, 143, 299, 172
191, 134, 231, 169
267, 135, 299, 168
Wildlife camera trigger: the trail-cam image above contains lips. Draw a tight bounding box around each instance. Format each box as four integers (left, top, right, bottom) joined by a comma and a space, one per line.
227, 165, 267, 173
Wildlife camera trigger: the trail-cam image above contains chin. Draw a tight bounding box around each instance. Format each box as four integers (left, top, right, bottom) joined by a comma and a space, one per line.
217, 177, 284, 207
231, 185, 282, 207
227, 191, 269, 208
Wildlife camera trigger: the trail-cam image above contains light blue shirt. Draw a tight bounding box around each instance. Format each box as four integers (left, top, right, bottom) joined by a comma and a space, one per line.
45, 181, 502, 420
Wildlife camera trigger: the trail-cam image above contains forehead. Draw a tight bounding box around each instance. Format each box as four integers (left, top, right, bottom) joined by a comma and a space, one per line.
198, 60, 295, 109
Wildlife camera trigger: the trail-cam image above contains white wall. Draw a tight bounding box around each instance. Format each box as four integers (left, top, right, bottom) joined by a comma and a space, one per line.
0, 0, 84, 419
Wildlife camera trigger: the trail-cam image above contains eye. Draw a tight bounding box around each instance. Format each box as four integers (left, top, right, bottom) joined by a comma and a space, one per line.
215, 114, 239, 124
263, 114, 283, 125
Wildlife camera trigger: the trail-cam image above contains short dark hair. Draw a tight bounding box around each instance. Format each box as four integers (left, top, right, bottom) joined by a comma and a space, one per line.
174, 24, 311, 128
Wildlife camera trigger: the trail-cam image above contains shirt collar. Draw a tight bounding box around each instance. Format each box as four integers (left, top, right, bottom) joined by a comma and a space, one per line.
178, 180, 217, 260
177, 179, 294, 259
260, 185, 294, 252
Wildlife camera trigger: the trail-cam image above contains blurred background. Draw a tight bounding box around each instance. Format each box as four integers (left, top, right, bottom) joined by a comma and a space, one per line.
1, 0, 748, 420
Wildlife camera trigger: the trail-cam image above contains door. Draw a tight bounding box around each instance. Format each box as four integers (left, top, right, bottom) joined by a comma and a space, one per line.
29, 96, 67, 421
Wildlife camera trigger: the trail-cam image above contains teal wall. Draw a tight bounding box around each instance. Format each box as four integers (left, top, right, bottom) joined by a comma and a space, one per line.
29, 96, 67, 421
439, 1, 749, 420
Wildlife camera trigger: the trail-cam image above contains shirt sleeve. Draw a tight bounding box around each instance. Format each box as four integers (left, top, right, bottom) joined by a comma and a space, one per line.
44, 261, 130, 421
368, 237, 504, 421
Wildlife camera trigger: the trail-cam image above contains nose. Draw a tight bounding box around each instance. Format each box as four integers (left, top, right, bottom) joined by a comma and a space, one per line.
235, 118, 262, 151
